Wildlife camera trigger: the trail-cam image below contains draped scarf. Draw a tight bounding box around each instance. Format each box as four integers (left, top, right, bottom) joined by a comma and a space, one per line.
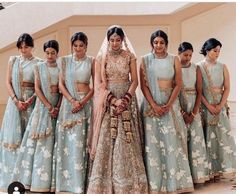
2, 56, 23, 149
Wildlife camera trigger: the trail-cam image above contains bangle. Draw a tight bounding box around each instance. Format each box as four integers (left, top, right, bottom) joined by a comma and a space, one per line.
181, 110, 186, 116
48, 106, 53, 112
69, 97, 74, 103
125, 92, 132, 99
191, 112, 196, 117
11, 94, 16, 100
49, 108, 54, 114
79, 101, 84, 108
123, 96, 130, 104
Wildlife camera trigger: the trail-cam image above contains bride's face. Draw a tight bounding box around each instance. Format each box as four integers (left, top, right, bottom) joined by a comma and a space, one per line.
109, 33, 123, 51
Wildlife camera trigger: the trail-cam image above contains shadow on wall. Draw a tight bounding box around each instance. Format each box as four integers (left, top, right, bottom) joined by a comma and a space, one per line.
0, 3, 5, 10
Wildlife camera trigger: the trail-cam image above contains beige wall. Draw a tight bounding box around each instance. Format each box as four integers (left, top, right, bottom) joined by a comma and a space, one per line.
0, 14, 183, 106
1, 2, 233, 123
181, 3, 236, 101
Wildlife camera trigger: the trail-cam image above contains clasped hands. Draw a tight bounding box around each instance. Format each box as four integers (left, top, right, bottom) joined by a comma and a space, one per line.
112, 98, 129, 116
71, 99, 84, 114
152, 103, 171, 117
15, 95, 35, 111
108, 92, 132, 116
182, 111, 195, 125
207, 103, 222, 115
48, 106, 59, 118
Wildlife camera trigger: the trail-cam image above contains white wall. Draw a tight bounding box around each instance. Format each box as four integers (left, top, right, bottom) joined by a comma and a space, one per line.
181, 3, 236, 101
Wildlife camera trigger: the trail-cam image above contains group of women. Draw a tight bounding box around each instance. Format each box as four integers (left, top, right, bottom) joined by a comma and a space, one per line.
0, 25, 236, 194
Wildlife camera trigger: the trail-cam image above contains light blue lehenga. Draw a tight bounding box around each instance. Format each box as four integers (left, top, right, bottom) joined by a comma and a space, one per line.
141, 53, 194, 193
52, 55, 93, 194
12, 61, 60, 192
0, 55, 40, 191
198, 60, 236, 178
179, 63, 209, 183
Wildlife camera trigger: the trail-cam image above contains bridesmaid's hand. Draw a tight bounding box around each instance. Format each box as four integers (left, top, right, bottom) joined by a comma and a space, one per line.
183, 114, 194, 125
183, 113, 189, 124
213, 104, 222, 115
25, 95, 36, 108
15, 100, 28, 111
152, 103, 165, 117
207, 104, 219, 115
162, 103, 172, 114
50, 107, 59, 118
71, 100, 83, 113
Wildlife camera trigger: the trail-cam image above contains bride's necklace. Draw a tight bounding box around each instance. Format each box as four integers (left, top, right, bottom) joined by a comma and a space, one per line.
109, 48, 122, 58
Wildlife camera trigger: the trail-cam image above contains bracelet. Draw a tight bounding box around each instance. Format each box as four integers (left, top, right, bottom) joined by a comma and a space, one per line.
191, 112, 196, 117
125, 92, 132, 99
11, 94, 16, 100
49, 108, 54, 114
108, 92, 116, 105
48, 106, 53, 112
79, 101, 84, 108
180, 110, 186, 116
69, 97, 74, 103
122, 96, 130, 104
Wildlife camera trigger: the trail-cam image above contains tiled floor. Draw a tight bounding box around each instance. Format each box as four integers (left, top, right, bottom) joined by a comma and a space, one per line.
193, 178, 236, 194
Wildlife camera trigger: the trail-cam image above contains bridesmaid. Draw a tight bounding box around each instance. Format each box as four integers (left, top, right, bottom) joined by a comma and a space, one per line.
12, 40, 61, 192
197, 38, 236, 179
52, 32, 94, 194
178, 42, 209, 184
140, 30, 194, 193
0, 33, 41, 191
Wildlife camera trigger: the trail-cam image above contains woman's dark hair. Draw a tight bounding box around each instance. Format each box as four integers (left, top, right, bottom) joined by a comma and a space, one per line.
150, 30, 168, 48
71, 32, 88, 46
107, 26, 125, 41
16, 33, 34, 48
43, 40, 59, 53
178, 42, 193, 54
200, 38, 222, 56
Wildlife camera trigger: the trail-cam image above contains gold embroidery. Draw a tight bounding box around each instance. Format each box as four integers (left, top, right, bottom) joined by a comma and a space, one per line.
110, 106, 118, 140
2, 142, 21, 150
203, 64, 222, 126
122, 110, 132, 143
121, 110, 131, 120
106, 50, 131, 82
61, 119, 83, 129
171, 108, 188, 157
30, 128, 52, 139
